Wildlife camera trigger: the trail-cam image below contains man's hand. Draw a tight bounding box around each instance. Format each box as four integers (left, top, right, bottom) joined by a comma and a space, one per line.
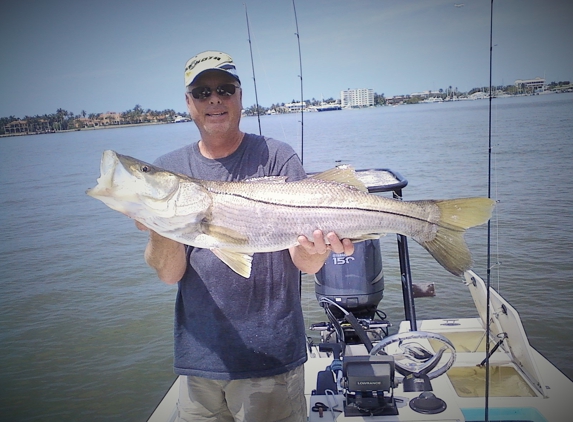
290, 230, 354, 274
297, 230, 354, 256
135, 220, 186, 284
135, 220, 149, 231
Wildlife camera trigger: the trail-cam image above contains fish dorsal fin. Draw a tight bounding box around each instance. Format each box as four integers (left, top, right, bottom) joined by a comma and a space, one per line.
310, 165, 368, 192
211, 249, 253, 278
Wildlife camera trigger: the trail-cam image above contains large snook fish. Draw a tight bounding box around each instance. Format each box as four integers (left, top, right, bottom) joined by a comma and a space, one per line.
87, 150, 494, 278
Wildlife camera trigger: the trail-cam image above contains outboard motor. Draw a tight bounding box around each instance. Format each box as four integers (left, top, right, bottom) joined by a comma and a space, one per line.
315, 239, 384, 319
310, 169, 403, 345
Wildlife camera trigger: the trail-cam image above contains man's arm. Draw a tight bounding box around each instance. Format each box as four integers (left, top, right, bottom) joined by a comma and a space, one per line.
290, 230, 354, 274
136, 221, 186, 284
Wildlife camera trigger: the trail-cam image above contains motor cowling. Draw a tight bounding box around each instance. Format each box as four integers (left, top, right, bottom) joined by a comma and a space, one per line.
315, 239, 384, 319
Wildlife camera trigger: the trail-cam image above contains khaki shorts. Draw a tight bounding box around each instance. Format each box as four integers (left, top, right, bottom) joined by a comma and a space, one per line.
176, 365, 307, 422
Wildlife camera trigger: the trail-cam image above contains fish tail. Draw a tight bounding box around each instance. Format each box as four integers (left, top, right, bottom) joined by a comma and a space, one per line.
417, 198, 495, 276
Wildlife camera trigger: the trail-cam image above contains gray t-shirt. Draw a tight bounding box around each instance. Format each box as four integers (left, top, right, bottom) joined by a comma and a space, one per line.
155, 134, 308, 380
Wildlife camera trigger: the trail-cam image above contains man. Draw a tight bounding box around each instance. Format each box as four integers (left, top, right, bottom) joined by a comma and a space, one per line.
140, 51, 353, 422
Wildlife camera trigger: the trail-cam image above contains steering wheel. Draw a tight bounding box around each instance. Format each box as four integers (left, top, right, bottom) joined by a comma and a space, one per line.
370, 331, 456, 380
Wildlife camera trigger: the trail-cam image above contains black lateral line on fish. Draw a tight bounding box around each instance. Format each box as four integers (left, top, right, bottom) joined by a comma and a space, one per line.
210, 191, 465, 232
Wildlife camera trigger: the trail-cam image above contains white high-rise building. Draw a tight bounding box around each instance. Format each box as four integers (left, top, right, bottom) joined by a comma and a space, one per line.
341, 88, 374, 108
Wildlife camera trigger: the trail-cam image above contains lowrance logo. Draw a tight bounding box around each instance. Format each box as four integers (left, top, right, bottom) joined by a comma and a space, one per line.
356, 381, 381, 386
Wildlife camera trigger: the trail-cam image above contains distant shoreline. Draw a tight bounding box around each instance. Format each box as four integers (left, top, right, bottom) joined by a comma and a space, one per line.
3, 91, 571, 138
0, 121, 190, 138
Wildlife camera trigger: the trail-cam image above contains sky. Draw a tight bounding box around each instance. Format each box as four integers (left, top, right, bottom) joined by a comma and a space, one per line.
1, 0, 572, 118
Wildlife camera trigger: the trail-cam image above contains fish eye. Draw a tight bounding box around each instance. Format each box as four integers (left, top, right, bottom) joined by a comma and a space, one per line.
141, 165, 150, 173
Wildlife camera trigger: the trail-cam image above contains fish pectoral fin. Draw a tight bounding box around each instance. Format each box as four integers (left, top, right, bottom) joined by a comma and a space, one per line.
310, 166, 368, 192
211, 249, 253, 278
201, 223, 249, 245
202, 224, 252, 277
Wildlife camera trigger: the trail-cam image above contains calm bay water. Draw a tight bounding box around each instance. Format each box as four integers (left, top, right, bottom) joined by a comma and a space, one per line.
1, 94, 572, 421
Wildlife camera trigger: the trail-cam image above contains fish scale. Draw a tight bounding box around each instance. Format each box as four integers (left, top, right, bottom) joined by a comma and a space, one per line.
203, 180, 442, 247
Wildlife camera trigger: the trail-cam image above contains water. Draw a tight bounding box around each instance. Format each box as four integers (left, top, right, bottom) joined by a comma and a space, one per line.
1, 94, 572, 421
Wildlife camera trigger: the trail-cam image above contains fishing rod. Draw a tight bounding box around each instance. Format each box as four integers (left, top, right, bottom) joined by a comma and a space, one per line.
292, 0, 304, 164
485, 1, 495, 420
291, 0, 306, 300
244, 3, 262, 135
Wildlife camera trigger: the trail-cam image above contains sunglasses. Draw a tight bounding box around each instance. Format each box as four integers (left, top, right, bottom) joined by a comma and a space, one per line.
188, 84, 239, 100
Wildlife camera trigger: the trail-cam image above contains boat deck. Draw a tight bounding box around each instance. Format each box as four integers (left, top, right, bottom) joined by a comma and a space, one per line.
306, 316, 572, 421
149, 314, 572, 422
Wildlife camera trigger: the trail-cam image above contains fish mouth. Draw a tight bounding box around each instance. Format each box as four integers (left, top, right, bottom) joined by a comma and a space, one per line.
86, 150, 120, 197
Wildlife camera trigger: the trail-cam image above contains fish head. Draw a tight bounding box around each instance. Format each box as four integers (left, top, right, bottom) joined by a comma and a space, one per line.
86, 150, 181, 217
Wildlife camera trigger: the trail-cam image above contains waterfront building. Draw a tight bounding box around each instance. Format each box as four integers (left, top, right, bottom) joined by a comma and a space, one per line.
4, 120, 29, 134
515, 77, 545, 92
98, 112, 123, 125
410, 90, 433, 98
341, 88, 374, 108
284, 101, 307, 112
69, 117, 97, 129
3, 119, 52, 134
386, 95, 410, 106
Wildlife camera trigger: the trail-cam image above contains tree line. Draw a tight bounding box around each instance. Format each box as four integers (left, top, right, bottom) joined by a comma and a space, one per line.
1, 105, 188, 135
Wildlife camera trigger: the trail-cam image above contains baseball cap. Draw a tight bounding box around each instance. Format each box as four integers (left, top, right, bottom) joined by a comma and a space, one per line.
184, 51, 240, 87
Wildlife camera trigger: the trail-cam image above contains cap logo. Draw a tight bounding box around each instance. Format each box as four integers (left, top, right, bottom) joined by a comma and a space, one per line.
186, 56, 222, 72
185, 51, 239, 87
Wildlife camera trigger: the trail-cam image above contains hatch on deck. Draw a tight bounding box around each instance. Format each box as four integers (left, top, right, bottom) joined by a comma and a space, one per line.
448, 365, 537, 397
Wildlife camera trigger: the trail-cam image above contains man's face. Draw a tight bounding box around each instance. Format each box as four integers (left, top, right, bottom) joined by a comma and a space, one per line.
186, 71, 242, 139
